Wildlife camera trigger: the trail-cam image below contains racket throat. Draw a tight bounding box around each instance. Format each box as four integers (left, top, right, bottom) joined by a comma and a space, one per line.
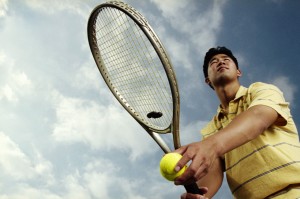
147, 131, 171, 153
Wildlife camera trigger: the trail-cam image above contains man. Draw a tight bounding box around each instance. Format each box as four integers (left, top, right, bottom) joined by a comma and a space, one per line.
174, 47, 300, 199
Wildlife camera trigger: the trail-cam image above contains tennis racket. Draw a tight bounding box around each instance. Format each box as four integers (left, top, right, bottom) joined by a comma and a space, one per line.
87, 1, 203, 195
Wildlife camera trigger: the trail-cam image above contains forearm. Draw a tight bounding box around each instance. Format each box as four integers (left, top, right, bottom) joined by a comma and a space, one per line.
210, 105, 278, 157
196, 157, 224, 198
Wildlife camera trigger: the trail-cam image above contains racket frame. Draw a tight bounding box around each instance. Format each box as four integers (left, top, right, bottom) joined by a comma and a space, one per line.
88, 1, 203, 195
87, 1, 181, 151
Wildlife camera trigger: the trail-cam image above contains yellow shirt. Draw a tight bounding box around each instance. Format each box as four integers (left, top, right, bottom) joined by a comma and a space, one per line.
201, 82, 300, 199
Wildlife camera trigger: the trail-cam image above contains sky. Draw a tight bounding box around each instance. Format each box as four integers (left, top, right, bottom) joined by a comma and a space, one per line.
0, 0, 299, 198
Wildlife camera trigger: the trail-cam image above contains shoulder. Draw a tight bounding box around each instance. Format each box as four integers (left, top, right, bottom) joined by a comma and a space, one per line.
247, 82, 290, 125
248, 82, 283, 94
247, 82, 285, 101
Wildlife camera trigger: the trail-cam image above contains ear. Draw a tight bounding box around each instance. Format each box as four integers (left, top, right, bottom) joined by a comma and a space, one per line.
237, 69, 242, 77
205, 77, 211, 85
205, 77, 215, 90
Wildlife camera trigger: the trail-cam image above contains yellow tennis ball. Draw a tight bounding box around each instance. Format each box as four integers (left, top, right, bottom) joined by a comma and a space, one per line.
160, 153, 187, 181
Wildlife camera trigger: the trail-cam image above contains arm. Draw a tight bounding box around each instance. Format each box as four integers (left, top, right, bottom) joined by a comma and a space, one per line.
212, 105, 278, 155
180, 157, 224, 199
174, 105, 278, 185
196, 157, 224, 198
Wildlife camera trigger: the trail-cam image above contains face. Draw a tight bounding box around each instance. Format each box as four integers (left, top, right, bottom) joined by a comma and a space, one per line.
205, 54, 241, 88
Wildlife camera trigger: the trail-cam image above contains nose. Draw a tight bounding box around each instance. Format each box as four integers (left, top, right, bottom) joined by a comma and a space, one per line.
217, 59, 225, 67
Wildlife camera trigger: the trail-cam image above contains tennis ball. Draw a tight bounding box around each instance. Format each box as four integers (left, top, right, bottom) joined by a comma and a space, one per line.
160, 153, 187, 181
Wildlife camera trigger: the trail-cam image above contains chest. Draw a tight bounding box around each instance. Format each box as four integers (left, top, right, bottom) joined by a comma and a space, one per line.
218, 97, 249, 128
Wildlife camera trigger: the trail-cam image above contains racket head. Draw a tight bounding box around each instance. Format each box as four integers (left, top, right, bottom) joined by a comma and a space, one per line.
87, 1, 180, 136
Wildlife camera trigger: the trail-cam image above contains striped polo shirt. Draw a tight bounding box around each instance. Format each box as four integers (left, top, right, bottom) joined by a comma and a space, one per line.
201, 82, 300, 198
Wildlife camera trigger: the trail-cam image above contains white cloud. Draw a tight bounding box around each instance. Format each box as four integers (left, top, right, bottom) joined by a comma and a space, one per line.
0, 84, 17, 102
0, 132, 54, 184
0, 131, 153, 198
0, 132, 35, 180
81, 159, 151, 199
59, 158, 159, 199
24, 0, 92, 17
271, 76, 297, 105
180, 120, 207, 145
0, 186, 61, 199
150, 0, 188, 14
0, 52, 33, 103
81, 160, 118, 198
74, 59, 102, 91
0, 0, 8, 17
62, 174, 91, 199
51, 90, 156, 160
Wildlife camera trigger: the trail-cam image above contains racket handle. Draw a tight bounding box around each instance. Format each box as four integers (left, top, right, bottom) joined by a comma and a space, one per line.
184, 183, 205, 195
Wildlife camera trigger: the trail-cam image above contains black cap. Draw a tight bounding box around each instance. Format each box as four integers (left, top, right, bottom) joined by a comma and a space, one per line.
203, 46, 239, 78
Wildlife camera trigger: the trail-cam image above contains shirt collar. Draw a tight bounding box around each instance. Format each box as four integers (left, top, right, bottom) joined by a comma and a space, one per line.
216, 85, 247, 117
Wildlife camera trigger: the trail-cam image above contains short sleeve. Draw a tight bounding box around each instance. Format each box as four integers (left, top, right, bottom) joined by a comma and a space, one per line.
247, 82, 290, 126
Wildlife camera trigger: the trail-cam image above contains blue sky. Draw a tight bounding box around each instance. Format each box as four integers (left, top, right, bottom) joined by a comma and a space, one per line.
0, 0, 299, 198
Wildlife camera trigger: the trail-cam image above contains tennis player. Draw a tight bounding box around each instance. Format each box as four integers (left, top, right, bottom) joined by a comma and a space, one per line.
175, 47, 300, 199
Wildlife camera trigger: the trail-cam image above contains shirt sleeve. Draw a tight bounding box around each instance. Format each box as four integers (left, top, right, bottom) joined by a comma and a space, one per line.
247, 82, 291, 126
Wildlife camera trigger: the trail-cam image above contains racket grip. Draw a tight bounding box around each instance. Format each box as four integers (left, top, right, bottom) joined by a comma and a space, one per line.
184, 183, 205, 195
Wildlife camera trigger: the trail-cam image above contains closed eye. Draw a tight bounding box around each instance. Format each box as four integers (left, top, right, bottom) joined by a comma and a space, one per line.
210, 59, 218, 66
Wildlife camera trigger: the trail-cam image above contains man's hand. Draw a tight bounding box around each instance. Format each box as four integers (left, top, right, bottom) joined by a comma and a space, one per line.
181, 187, 209, 199
174, 137, 220, 186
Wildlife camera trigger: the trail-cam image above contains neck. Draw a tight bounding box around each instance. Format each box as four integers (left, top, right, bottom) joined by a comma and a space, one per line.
215, 81, 240, 110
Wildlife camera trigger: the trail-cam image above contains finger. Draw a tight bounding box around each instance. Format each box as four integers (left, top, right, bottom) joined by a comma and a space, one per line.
181, 193, 187, 199
174, 166, 197, 185
180, 187, 209, 199
173, 145, 188, 155
194, 165, 209, 180
175, 159, 209, 185
175, 150, 193, 172
184, 165, 208, 185
199, 186, 209, 194
183, 193, 207, 199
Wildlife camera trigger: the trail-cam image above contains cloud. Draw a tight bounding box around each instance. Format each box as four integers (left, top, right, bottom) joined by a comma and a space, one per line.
0, 130, 157, 198
151, 0, 228, 70
81, 159, 145, 199
51, 89, 156, 160
144, 0, 229, 115
0, 132, 54, 186
180, 120, 207, 145
0, 132, 35, 180
0, 186, 61, 199
23, 0, 92, 17
0, 0, 8, 18
73, 59, 102, 91
271, 76, 297, 105
0, 52, 33, 103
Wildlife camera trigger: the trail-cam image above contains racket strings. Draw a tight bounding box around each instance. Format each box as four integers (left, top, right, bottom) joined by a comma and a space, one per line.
94, 7, 173, 130
97, 9, 167, 92
117, 11, 172, 110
